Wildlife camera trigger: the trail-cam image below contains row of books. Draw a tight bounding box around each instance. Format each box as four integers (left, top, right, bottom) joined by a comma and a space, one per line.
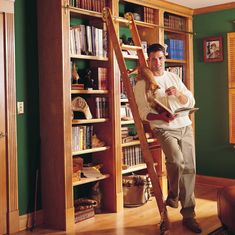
72, 96, 108, 119
92, 67, 108, 90
127, 6, 155, 24
121, 126, 129, 139
120, 104, 133, 121
72, 125, 94, 152
164, 13, 186, 31
70, 24, 107, 57
144, 7, 155, 24
69, 0, 106, 13
166, 66, 184, 81
95, 97, 108, 118
121, 126, 132, 143
120, 76, 137, 99
122, 146, 144, 166
165, 38, 184, 60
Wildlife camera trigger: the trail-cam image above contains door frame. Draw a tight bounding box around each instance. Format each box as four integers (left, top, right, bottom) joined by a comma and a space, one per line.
1, 0, 19, 233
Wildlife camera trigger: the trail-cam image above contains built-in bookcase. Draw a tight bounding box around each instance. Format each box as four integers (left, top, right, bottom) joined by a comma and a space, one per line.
37, 0, 193, 230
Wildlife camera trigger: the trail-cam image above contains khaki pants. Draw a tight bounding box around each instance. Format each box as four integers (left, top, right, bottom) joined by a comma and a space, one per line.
153, 125, 196, 218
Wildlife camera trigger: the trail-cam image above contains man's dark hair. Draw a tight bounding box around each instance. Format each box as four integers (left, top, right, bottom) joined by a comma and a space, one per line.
147, 43, 165, 57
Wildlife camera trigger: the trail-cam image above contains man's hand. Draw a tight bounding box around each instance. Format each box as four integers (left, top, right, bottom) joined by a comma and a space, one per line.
165, 86, 188, 104
158, 111, 176, 123
165, 86, 180, 97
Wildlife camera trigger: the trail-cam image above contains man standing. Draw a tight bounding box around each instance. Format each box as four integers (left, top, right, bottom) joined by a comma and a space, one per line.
134, 43, 202, 233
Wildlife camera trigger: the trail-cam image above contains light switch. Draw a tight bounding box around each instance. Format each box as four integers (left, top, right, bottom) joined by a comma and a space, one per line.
17, 102, 24, 114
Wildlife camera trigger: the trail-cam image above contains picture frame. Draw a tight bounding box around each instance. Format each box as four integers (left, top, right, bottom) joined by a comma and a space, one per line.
203, 36, 223, 63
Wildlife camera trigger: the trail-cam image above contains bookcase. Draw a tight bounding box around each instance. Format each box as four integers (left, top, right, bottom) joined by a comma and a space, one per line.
37, 0, 193, 230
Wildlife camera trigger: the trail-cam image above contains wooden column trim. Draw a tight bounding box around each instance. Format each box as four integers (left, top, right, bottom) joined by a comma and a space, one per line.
3, 4, 19, 233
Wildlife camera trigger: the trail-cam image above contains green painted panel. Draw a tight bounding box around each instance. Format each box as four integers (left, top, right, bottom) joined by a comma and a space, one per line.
15, 0, 41, 215
193, 8, 235, 179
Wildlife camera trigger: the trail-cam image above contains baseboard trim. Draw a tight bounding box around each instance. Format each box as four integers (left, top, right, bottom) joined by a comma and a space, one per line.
196, 175, 235, 187
19, 210, 43, 231
8, 209, 19, 233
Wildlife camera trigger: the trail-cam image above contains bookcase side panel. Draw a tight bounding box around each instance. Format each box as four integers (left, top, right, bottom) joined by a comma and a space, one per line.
37, 0, 74, 229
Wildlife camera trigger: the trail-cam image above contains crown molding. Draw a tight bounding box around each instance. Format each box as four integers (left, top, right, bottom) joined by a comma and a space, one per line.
123, 0, 193, 16
194, 2, 235, 15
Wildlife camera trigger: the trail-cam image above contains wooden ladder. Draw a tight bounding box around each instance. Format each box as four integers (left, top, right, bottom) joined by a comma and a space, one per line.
102, 7, 169, 234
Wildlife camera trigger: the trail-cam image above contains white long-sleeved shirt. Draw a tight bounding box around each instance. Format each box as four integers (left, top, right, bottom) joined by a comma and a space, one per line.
133, 71, 195, 130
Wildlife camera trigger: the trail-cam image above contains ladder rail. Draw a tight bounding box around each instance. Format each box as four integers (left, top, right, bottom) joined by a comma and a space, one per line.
103, 7, 167, 216
124, 12, 147, 68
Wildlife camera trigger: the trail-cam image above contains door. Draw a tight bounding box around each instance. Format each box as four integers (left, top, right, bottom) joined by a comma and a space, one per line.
0, 12, 7, 234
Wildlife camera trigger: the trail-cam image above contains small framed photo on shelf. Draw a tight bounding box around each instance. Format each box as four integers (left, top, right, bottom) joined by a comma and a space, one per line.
203, 36, 223, 63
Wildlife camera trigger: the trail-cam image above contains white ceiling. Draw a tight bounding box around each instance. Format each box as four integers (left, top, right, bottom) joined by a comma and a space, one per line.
165, 0, 234, 9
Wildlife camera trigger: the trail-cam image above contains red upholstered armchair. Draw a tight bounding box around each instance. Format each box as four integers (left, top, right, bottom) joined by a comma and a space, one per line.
217, 186, 235, 232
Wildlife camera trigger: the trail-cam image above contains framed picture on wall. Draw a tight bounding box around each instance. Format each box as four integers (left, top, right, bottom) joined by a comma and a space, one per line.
203, 36, 223, 62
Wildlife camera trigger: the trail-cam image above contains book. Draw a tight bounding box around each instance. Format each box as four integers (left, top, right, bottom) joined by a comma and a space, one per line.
82, 165, 103, 178
150, 98, 199, 117
74, 207, 95, 223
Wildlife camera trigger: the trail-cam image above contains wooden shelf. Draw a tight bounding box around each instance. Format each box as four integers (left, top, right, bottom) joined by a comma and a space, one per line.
122, 138, 157, 147
121, 120, 135, 125
72, 118, 108, 125
71, 89, 108, 94
122, 163, 147, 174
123, 54, 138, 60
73, 174, 110, 186
70, 54, 108, 61
69, 6, 103, 19
166, 58, 187, 64
122, 162, 158, 174
120, 98, 129, 103
72, 146, 110, 156
164, 27, 193, 35
117, 17, 156, 28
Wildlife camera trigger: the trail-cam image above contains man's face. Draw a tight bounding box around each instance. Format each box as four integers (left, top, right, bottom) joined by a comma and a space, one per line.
148, 50, 165, 76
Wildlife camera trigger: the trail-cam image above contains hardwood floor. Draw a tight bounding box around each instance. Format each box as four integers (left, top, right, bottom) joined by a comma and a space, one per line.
16, 183, 222, 235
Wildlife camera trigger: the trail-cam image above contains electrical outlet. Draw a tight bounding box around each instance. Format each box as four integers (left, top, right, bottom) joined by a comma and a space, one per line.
17, 102, 24, 114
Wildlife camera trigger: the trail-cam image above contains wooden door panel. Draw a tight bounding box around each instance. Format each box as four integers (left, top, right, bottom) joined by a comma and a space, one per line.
229, 89, 235, 144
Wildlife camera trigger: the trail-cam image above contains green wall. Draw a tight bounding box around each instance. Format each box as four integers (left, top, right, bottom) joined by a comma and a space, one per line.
15, 0, 41, 215
193, 9, 235, 178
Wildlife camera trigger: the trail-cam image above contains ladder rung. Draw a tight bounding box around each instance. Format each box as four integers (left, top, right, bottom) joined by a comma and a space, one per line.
121, 44, 142, 51
114, 17, 131, 24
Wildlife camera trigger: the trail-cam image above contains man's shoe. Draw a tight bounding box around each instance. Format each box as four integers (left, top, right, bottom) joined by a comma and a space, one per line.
182, 218, 202, 233
165, 197, 179, 208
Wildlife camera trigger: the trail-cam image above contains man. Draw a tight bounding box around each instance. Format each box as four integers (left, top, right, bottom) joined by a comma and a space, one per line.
134, 43, 202, 233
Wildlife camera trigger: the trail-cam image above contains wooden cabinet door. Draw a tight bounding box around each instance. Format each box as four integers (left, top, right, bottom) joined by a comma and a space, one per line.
0, 12, 7, 235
